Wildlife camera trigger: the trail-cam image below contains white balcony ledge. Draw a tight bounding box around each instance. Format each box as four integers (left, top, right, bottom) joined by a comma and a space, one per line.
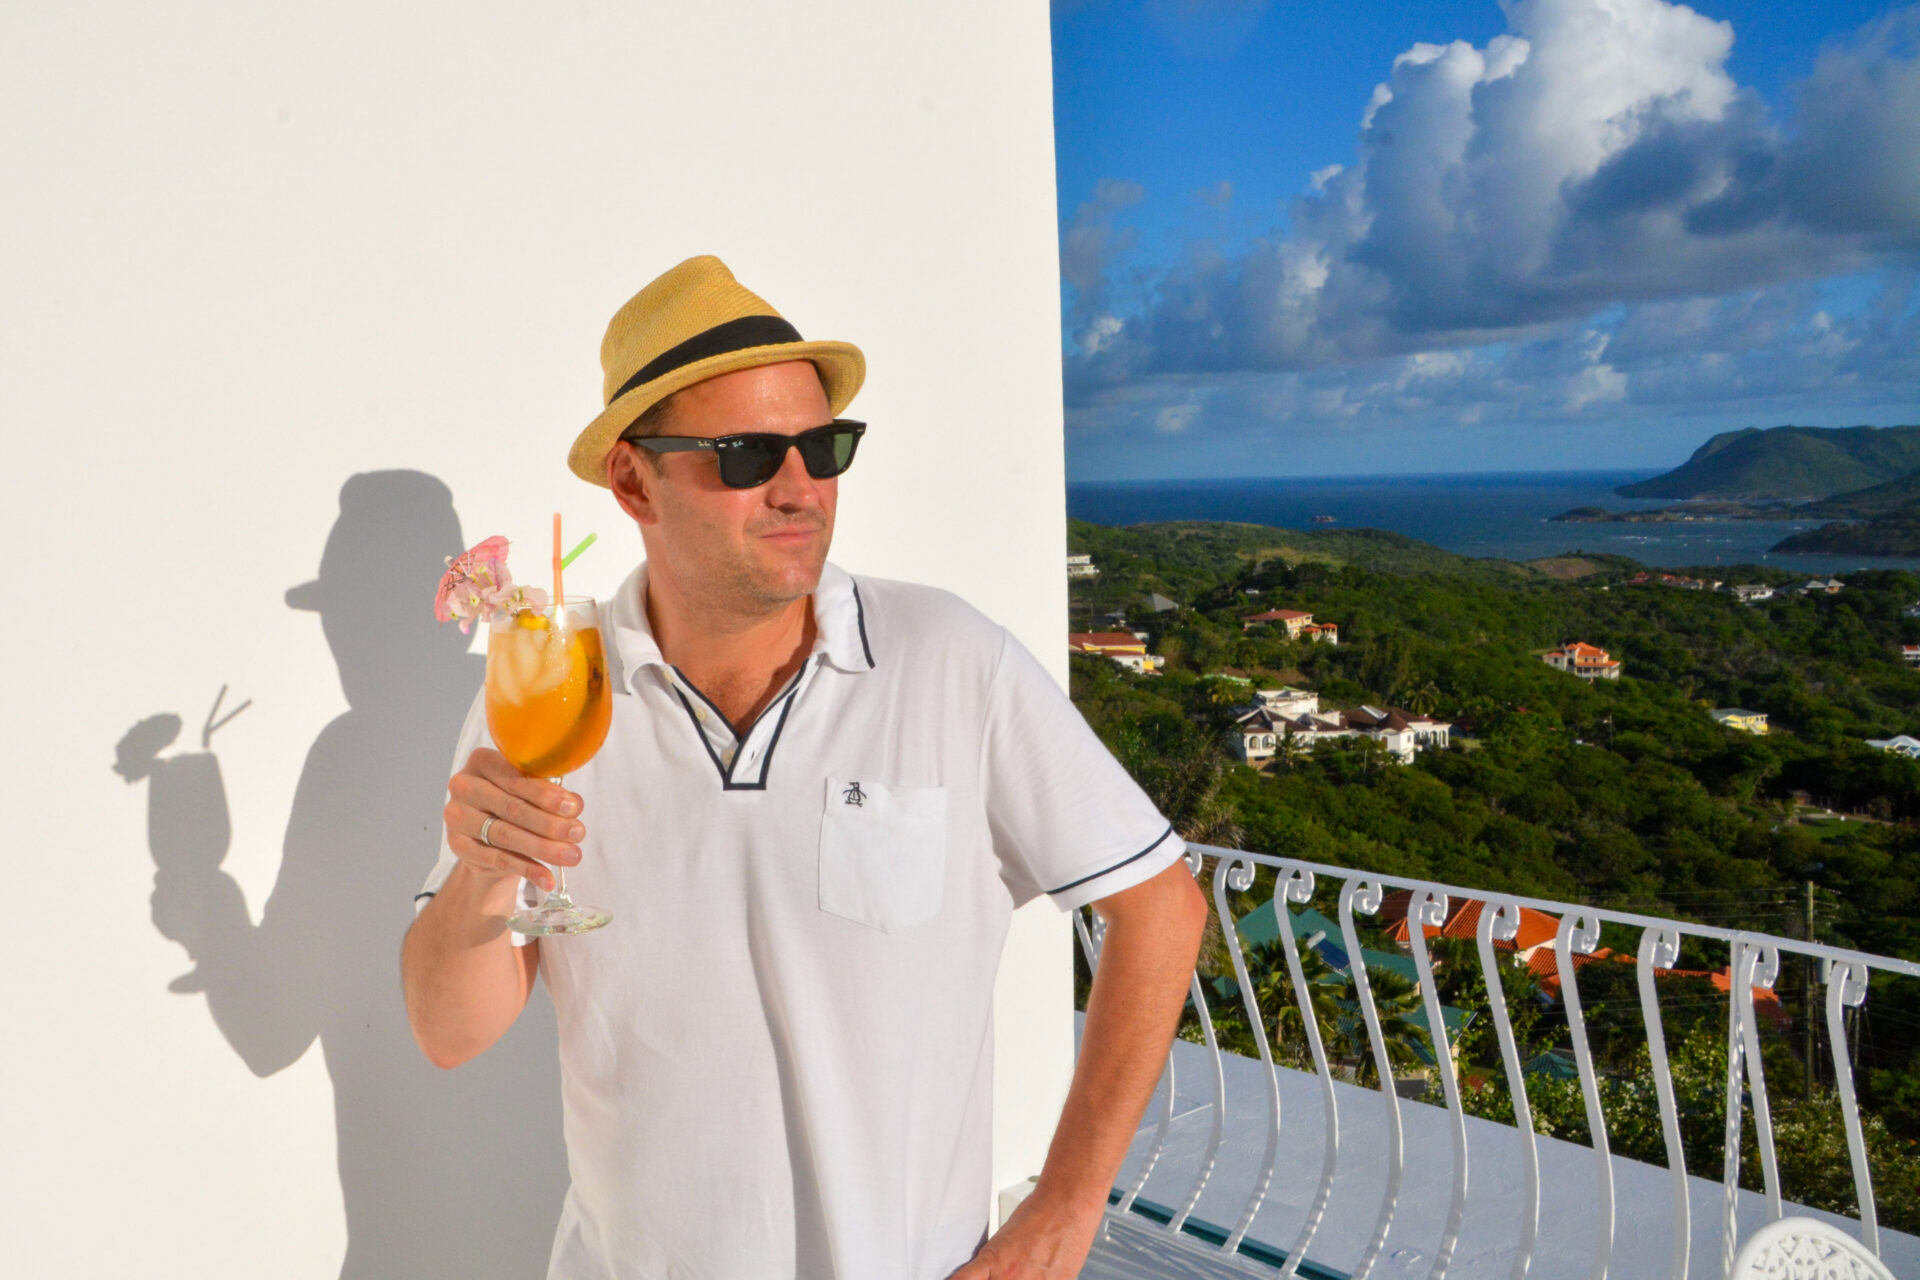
1069, 847, 1920, 1279
1078, 1027, 1919, 1278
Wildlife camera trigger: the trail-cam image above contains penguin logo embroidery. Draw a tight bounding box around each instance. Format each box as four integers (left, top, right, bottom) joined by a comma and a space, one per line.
843, 781, 866, 808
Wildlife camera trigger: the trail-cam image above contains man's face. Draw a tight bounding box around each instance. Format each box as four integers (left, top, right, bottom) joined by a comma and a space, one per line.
607, 360, 839, 613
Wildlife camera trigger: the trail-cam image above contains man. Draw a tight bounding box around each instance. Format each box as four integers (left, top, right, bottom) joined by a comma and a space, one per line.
402, 256, 1207, 1279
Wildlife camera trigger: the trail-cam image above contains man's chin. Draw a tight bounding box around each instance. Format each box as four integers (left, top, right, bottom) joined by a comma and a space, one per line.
749, 542, 829, 603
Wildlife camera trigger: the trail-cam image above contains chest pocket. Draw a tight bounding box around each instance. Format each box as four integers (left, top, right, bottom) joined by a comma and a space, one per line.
818, 776, 947, 932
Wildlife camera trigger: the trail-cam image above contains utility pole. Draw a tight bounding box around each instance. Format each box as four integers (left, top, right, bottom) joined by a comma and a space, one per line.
1805, 879, 1817, 1100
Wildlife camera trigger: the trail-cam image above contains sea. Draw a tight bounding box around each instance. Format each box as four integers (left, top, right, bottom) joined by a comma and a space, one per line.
1065, 468, 1920, 577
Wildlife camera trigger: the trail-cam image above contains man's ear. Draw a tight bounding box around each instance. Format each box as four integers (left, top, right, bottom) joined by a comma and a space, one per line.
607, 442, 659, 526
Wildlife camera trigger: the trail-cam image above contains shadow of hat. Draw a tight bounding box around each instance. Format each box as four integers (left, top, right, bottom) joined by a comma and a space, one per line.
286, 471, 464, 613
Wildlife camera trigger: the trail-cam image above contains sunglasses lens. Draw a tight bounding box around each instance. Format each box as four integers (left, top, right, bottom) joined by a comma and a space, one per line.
718, 438, 786, 488
799, 426, 861, 480
712, 425, 862, 488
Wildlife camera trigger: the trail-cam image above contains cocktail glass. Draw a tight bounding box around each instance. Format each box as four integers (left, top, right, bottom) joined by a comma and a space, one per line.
484, 595, 614, 935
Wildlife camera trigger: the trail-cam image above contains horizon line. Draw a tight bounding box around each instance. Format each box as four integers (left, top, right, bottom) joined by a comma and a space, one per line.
1068, 465, 1671, 486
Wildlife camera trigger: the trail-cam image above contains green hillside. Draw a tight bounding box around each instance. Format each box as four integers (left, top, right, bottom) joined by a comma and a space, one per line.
1797, 470, 1920, 518
1617, 424, 1920, 500
1775, 507, 1920, 556
1065, 519, 1552, 616
1067, 519, 1920, 1228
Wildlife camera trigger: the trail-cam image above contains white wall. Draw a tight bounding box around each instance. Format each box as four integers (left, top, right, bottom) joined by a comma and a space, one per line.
1, 2, 1071, 1273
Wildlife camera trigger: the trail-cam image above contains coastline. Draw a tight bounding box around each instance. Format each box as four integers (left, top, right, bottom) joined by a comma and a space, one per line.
1066, 469, 1920, 574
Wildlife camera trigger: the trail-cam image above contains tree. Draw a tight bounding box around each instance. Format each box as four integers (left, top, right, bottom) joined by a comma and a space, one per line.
1333, 964, 1432, 1086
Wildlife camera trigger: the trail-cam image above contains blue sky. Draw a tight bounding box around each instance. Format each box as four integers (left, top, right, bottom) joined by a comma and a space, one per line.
1052, 0, 1920, 480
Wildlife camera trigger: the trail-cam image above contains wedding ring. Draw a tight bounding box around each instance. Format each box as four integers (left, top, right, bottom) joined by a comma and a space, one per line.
479, 816, 498, 848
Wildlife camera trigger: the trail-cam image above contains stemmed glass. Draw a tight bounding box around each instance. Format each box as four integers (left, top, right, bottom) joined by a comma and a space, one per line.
484, 595, 614, 935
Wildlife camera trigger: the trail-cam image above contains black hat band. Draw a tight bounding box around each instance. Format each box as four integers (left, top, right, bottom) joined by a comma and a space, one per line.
608, 315, 805, 406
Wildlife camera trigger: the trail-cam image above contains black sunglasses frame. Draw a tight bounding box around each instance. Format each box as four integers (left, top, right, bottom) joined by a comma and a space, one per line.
624, 420, 867, 489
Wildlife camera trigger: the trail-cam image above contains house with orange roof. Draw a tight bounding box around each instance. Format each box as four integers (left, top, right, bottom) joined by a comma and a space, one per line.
1298, 620, 1339, 645
1068, 631, 1164, 674
1242, 607, 1315, 637
1376, 892, 1559, 967
1526, 945, 1638, 1000
1541, 641, 1622, 681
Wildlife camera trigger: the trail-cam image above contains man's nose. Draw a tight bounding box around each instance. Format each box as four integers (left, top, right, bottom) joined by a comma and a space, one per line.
761, 439, 825, 506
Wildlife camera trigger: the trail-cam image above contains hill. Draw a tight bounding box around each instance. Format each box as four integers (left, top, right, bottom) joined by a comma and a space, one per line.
1773, 507, 1920, 556
1616, 424, 1920, 500
1065, 519, 1544, 600
1796, 470, 1920, 519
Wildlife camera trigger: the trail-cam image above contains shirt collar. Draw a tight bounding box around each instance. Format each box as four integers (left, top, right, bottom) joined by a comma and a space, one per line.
811, 561, 877, 675
604, 558, 876, 697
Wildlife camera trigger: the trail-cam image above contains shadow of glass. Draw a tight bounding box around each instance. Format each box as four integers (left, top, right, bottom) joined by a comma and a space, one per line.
119, 470, 567, 1279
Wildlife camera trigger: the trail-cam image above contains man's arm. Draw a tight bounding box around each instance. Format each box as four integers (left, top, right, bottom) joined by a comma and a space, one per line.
950, 855, 1208, 1279
401, 749, 582, 1069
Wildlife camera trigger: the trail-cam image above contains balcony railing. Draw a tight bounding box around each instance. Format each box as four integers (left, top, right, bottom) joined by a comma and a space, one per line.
1074, 845, 1920, 1279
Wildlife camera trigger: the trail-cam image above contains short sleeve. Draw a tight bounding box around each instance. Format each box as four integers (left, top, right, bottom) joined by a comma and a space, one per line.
414, 686, 539, 947
979, 627, 1187, 911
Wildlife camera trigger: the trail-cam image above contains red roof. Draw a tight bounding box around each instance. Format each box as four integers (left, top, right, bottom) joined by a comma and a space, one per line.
1378, 892, 1558, 953
1529, 945, 1634, 996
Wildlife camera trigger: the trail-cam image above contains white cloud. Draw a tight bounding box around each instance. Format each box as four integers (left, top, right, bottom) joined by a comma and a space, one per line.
1068, 0, 1920, 407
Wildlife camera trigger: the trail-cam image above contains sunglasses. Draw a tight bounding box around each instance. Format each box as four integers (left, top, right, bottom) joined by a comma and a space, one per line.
624, 420, 866, 490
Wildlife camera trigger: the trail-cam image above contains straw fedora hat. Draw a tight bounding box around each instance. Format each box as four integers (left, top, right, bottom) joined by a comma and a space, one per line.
567, 255, 866, 486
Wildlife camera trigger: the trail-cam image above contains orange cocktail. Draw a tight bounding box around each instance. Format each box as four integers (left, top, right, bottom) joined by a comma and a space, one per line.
485, 607, 612, 777
484, 594, 615, 935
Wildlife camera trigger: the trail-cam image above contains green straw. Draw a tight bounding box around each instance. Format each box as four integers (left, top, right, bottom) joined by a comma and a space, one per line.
559, 532, 597, 570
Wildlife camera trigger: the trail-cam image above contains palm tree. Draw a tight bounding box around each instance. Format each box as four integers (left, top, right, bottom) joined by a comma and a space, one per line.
1271, 728, 1307, 772
1252, 939, 1346, 1070
1203, 934, 1346, 1069
1402, 680, 1443, 717
1333, 964, 1433, 1087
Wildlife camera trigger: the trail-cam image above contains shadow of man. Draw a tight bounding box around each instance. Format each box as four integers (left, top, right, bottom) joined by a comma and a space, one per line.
121, 471, 567, 1279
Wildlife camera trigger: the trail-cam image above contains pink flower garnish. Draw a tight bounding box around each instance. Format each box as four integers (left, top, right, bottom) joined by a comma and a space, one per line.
435, 535, 517, 634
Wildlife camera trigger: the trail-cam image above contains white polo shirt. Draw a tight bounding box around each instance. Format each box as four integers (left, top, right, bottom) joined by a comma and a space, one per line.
417, 561, 1185, 1280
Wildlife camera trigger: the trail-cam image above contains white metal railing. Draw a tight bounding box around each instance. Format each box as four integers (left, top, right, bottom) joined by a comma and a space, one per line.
1074, 846, 1920, 1280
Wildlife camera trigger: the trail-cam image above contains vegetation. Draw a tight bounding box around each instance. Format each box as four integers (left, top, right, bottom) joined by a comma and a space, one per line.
1775, 507, 1920, 557
1615, 423, 1920, 500
1068, 517, 1920, 1231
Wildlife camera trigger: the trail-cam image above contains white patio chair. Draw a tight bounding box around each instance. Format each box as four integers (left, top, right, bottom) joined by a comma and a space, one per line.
1730, 1216, 1895, 1280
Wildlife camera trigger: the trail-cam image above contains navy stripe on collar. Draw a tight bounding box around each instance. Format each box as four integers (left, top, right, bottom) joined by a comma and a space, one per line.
667, 657, 814, 791
851, 581, 875, 669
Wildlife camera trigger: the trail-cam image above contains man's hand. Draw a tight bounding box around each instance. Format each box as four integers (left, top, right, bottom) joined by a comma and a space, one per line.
444, 747, 584, 893
945, 1191, 1106, 1280
403, 747, 567, 1069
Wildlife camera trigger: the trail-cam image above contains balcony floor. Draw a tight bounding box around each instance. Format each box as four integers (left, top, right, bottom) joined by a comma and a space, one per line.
1074, 1020, 1917, 1278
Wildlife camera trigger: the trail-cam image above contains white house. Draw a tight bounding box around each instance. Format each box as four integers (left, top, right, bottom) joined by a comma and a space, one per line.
1252, 686, 1319, 717
1066, 553, 1098, 579
1229, 705, 1354, 764
1731, 584, 1776, 604
1867, 735, 1920, 758
1342, 704, 1453, 762
1903, 644, 1920, 667
1542, 641, 1623, 680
